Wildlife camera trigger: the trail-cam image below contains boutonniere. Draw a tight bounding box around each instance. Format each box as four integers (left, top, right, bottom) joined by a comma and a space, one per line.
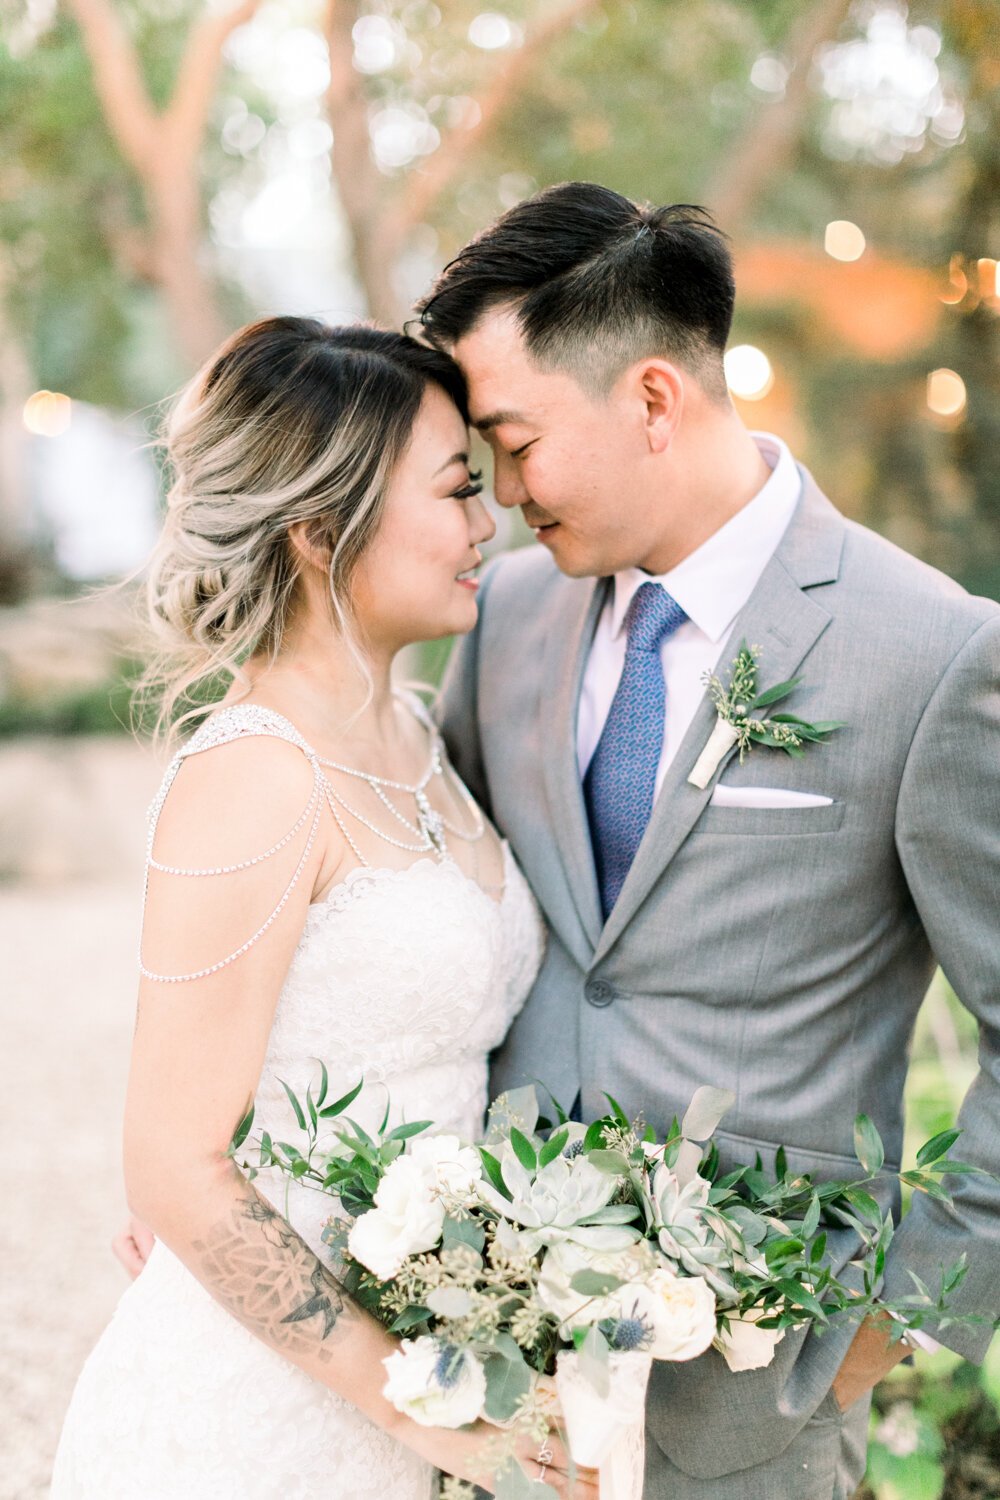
688, 640, 845, 790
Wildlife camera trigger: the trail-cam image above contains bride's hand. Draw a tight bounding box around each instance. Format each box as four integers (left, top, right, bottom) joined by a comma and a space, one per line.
112, 1215, 155, 1279
424, 1417, 599, 1496
510, 1422, 599, 1496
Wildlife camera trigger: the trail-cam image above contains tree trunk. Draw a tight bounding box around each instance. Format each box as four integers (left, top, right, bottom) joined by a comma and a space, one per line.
324, 0, 602, 324
66, 0, 261, 369
706, 0, 855, 234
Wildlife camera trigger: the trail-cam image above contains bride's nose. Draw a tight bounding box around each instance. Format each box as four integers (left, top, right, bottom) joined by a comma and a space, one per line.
467, 493, 496, 547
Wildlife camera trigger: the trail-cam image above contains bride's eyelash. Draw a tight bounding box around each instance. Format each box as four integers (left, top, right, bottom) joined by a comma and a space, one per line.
452, 468, 484, 499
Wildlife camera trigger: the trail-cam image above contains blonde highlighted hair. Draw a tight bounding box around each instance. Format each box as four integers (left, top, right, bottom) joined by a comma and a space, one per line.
137, 317, 469, 742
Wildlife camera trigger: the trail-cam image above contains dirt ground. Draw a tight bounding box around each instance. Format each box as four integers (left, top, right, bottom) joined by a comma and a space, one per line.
1, 738, 161, 1499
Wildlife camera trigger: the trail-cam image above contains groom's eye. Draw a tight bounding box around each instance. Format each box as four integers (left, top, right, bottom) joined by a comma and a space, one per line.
510, 440, 535, 459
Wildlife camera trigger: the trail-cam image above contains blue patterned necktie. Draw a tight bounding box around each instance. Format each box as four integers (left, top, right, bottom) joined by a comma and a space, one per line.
584, 581, 688, 919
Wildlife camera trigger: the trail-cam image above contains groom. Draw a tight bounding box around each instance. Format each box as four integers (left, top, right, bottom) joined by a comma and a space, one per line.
421, 182, 1000, 1498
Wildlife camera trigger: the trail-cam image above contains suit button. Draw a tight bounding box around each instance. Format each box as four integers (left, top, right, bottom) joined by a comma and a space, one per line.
586, 980, 615, 1007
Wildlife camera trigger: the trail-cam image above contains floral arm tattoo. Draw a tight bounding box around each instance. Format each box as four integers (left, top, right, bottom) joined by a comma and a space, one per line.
192, 1186, 355, 1364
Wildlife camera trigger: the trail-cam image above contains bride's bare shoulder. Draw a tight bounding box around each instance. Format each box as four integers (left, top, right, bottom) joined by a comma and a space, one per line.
151, 713, 318, 873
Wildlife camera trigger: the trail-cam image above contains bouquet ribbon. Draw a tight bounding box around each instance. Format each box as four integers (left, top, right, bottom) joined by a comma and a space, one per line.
555, 1350, 652, 1500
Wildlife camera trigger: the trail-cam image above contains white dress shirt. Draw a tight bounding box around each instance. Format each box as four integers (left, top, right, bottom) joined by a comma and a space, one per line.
577, 432, 802, 791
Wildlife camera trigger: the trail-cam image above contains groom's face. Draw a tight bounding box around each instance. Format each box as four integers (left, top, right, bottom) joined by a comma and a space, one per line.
454, 307, 661, 578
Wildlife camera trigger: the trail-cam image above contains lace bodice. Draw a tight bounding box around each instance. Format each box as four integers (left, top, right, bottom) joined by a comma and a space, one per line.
146, 701, 546, 1249
51, 702, 546, 1499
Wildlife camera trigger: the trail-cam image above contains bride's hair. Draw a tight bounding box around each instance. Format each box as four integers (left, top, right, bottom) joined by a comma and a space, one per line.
138, 316, 469, 743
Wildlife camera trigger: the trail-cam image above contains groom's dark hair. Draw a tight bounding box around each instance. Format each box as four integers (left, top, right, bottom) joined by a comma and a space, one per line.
415, 182, 735, 402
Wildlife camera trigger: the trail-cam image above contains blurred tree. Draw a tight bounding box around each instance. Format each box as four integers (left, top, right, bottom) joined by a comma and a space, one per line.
323, 0, 603, 323
64, 0, 263, 366
2, 0, 999, 596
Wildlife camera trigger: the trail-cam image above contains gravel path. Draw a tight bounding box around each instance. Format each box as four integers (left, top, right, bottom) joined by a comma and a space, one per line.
1, 881, 141, 1500
1, 736, 161, 1499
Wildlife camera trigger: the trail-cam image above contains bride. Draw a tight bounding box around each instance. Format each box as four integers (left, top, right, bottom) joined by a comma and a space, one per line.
51, 316, 597, 1499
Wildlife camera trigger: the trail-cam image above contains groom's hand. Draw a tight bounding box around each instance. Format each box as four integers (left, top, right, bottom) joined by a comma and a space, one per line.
112, 1214, 155, 1279
831, 1311, 911, 1411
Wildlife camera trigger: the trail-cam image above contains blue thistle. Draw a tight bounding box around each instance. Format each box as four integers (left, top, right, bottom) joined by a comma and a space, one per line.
605, 1312, 655, 1352
564, 1140, 585, 1159
434, 1344, 464, 1389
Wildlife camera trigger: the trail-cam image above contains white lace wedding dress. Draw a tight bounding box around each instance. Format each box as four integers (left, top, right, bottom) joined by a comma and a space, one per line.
51, 704, 546, 1500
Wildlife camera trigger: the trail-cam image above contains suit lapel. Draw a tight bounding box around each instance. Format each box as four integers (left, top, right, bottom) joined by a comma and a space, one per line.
593, 472, 846, 965
537, 575, 611, 958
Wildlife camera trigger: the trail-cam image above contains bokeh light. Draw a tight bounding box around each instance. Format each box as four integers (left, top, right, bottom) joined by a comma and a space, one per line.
824, 220, 866, 261
23, 391, 71, 436
724, 345, 774, 401
926, 368, 967, 418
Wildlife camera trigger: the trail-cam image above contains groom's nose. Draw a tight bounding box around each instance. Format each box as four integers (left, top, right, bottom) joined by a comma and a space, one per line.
491, 450, 530, 510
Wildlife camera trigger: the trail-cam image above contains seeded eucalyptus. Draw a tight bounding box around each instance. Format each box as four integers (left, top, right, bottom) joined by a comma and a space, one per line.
705, 640, 844, 762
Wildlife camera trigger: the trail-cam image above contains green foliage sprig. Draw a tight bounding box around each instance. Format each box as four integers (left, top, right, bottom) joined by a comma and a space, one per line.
703, 639, 845, 762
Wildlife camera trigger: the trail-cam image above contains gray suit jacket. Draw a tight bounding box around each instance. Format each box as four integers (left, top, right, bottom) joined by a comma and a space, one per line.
437, 470, 1000, 1482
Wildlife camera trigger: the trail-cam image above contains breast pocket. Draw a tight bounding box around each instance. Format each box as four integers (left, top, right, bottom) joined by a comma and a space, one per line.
692, 800, 846, 836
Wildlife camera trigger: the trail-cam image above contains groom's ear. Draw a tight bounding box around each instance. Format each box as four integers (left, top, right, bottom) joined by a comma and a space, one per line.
631, 359, 684, 454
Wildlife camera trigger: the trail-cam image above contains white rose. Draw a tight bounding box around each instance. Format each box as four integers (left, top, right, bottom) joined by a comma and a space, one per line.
537, 1239, 657, 1336
618, 1267, 717, 1361
347, 1156, 445, 1279
382, 1337, 487, 1428
714, 1308, 785, 1372
407, 1135, 483, 1202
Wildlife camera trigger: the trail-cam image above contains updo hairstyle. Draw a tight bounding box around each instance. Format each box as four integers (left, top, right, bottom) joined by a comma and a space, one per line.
139, 316, 469, 740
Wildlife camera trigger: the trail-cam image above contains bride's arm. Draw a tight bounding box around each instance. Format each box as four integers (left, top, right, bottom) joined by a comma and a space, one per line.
124, 734, 588, 1496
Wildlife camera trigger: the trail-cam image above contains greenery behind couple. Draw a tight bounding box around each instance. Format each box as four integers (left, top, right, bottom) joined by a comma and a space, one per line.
42, 181, 1000, 1500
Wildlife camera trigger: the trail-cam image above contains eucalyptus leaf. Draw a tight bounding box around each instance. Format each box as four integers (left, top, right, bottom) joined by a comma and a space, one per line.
426, 1286, 474, 1317
570, 1270, 625, 1296
388, 1306, 432, 1335
725, 1204, 769, 1245
587, 1149, 630, 1175
483, 1350, 534, 1425
442, 1216, 486, 1253
681, 1085, 736, 1142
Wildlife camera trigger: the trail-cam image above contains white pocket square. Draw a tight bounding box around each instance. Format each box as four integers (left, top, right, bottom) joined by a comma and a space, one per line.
709, 786, 834, 809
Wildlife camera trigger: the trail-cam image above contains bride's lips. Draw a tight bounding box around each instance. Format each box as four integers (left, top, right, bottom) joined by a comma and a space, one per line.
455, 557, 482, 591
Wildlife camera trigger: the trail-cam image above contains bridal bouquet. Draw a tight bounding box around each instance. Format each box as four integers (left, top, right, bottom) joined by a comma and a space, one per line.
231, 1078, 984, 1500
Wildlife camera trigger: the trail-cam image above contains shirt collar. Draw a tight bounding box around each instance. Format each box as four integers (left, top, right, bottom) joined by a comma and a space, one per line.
609, 432, 802, 645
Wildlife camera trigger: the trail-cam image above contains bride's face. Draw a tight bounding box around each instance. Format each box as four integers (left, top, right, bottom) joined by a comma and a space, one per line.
350, 383, 496, 650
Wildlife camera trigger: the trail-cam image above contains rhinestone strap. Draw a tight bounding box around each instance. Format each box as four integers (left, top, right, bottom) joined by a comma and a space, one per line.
137, 700, 487, 983
139, 704, 325, 984
139, 774, 322, 984
148, 796, 314, 876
